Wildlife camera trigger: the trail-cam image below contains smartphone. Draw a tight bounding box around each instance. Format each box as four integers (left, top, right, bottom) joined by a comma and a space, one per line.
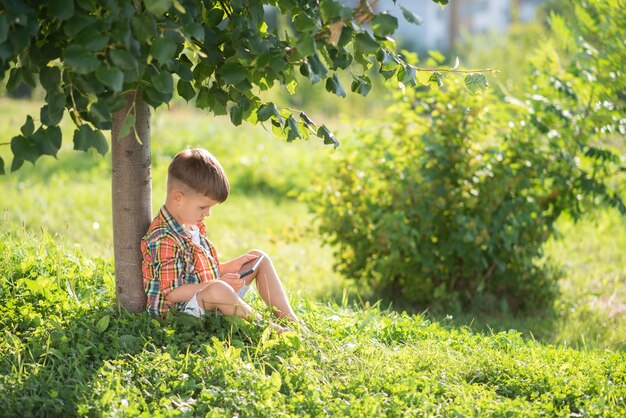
238, 255, 265, 278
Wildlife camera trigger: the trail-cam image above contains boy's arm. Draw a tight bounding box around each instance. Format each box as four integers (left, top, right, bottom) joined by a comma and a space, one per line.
165, 283, 209, 303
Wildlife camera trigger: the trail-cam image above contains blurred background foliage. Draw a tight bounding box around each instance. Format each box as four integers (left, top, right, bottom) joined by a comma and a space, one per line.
306, 0, 624, 314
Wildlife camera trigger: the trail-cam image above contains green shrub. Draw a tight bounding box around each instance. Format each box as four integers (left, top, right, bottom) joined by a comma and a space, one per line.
308, 79, 566, 313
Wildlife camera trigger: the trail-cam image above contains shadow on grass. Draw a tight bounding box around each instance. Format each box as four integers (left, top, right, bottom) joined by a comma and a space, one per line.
324, 280, 562, 349
0, 298, 262, 417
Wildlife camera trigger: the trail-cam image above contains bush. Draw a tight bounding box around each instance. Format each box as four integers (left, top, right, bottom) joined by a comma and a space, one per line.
308, 79, 564, 313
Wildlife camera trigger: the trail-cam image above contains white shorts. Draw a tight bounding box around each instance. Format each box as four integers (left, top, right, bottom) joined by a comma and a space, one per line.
179, 285, 251, 318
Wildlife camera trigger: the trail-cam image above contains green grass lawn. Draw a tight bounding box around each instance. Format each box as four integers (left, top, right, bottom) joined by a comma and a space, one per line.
1, 98, 625, 416
1, 234, 624, 416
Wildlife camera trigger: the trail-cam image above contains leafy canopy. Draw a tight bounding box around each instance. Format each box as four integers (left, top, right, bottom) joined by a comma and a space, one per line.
0, 0, 477, 174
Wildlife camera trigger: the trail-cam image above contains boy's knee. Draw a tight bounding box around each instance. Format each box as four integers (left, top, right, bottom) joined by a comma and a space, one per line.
199, 280, 235, 301
249, 249, 269, 261
248, 248, 268, 257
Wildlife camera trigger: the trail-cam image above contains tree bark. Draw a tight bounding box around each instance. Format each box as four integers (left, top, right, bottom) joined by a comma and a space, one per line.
111, 93, 151, 312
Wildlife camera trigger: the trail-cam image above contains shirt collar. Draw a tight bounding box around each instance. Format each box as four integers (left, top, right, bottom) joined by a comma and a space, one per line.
159, 205, 207, 239
159, 205, 189, 238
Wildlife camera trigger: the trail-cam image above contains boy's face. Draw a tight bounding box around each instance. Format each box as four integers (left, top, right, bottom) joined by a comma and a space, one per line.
173, 190, 219, 226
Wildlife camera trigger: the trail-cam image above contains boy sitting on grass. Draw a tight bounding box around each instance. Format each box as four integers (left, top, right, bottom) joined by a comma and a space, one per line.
141, 148, 299, 328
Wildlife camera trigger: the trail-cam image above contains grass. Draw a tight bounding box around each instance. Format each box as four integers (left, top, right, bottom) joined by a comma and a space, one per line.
1, 97, 625, 415
1, 233, 624, 417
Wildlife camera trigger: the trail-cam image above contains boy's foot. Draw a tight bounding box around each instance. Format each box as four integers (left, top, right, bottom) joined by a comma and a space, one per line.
270, 322, 289, 334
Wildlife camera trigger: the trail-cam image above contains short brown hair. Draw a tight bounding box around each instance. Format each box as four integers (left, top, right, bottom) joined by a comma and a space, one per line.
167, 148, 229, 202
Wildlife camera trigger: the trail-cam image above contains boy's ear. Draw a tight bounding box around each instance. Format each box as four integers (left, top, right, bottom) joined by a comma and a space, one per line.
171, 190, 184, 203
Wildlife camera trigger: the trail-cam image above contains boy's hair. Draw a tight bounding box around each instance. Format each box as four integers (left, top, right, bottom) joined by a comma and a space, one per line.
167, 148, 229, 202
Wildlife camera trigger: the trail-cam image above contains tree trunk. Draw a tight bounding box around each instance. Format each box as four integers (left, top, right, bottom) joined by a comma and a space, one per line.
111, 93, 151, 312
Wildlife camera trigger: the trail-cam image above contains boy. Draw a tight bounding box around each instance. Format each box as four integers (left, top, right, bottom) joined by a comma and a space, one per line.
141, 148, 299, 326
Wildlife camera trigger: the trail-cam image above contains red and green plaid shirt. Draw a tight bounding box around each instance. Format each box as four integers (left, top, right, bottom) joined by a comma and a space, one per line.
141, 205, 220, 317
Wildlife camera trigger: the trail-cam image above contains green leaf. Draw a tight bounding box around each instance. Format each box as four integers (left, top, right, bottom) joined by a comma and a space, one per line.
296, 35, 315, 57
177, 80, 196, 101
208, 87, 228, 116
377, 49, 398, 71
63, 45, 100, 74
0, 156, 4, 175
118, 113, 136, 139
464, 73, 488, 94
354, 31, 380, 55
95, 315, 110, 333
6, 68, 23, 93
143, 85, 172, 109
398, 64, 416, 86
317, 125, 339, 148
285, 115, 300, 142
118, 334, 139, 348
11, 157, 24, 172
150, 37, 178, 62
131, 15, 157, 43
192, 62, 214, 81
32, 126, 62, 157
308, 54, 328, 80
144, 0, 172, 17
73, 125, 109, 155
0, 15, 8, 45
11, 135, 41, 164
294, 13, 317, 32
63, 15, 95, 38
195, 87, 211, 109
81, 32, 110, 52
371, 13, 398, 38
433, 0, 449, 6
39, 66, 61, 92
320, 0, 352, 22
151, 71, 173, 94
351, 75, 372, 96
401, 6, 423, 25
109, 49, 139, 70
257, 102, 279, 122
229, 105, 243, 126
41, 90, 66, 126
20, 116, 35, 137
219, 62, 248, 84
176, 59, 193, 82
328, 47, 352, 70
300, 112, 316, 128
172, 0, 186, 13
429, 72, 444, 88
325, 74, 346, 98
49, 0, 75, 21
183, 22, 204, 42
206, 8, 224, 26
95, 67, 124, 92
88, 100, 112, 130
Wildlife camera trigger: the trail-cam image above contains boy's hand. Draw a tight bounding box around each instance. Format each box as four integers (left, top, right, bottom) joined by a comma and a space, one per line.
233, 253, 259, 270
219, 272, 244, 292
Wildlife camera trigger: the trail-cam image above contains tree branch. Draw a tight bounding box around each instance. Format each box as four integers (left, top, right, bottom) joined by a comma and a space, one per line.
413, 66, 501, 74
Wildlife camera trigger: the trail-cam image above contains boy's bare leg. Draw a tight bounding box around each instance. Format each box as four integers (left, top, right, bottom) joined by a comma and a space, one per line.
197, 281, 257, 319
246, 250, 298, 322
198, 281, 287, 333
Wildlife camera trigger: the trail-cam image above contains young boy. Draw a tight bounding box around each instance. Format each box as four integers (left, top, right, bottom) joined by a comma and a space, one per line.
141, 148, 299, 325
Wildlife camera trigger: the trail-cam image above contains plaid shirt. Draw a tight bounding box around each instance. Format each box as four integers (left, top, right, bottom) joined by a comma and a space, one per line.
141, 205, 220, 317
